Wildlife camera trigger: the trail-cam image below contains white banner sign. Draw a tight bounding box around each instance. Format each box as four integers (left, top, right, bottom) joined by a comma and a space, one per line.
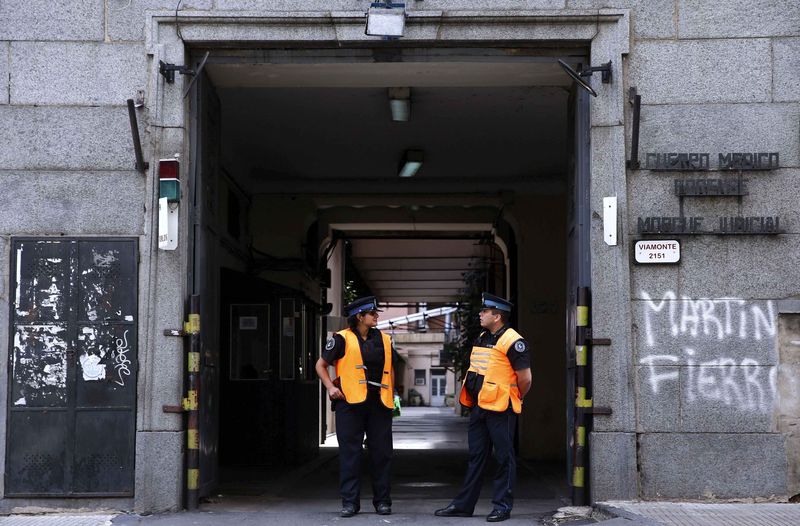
158, 197, 179, 250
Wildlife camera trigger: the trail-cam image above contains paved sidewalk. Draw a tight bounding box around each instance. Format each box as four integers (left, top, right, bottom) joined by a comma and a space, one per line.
0, 408, 568, 525
0, 516, 113, 526
599, 501, 800, 526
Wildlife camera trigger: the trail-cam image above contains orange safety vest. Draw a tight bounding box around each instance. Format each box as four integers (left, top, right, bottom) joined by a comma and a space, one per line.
335, 329, 394, 409
458, 328, 524, 414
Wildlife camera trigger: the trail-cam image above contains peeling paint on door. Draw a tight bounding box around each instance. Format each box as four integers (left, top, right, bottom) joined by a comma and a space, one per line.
12, 325, 68, 406
6, 238, 138, 496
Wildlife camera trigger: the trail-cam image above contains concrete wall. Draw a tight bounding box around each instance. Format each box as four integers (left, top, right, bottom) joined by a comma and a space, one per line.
615, 0, 800, 501
1, 0, 797, 511
0, 1, 190, 512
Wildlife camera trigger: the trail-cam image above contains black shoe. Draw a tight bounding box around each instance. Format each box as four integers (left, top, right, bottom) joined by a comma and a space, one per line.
434, 504, 472, 517
375, 504, 392, 515
486, 509, 511, 522
340, 505, 359, 518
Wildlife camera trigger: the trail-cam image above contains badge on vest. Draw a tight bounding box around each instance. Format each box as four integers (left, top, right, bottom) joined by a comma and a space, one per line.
325, 338, 336, 351
514, 340, 527, 353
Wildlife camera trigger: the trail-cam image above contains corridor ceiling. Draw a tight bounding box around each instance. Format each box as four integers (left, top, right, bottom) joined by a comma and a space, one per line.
213, 59, 571, 194
348, 236, 502, 304
210, 56, 571, 304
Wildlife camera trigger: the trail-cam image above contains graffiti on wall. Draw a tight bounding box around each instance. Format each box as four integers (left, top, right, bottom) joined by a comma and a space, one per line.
639, 291, 777, 413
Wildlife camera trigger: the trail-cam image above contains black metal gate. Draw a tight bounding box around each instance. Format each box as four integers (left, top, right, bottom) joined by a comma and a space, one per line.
6, 238, 138, 496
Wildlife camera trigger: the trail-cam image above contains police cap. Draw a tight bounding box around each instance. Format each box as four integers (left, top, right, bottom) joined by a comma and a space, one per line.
344, 296, 383, 317
481, 293, 513, 313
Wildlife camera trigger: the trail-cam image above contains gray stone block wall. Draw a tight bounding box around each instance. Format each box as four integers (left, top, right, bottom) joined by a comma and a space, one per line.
636, 104, 800, 168
678, 0, 800, 39
777, 314, 800, 497
0, 0, 105, 41
0, 106, 140, 170
629, 39, 772, 104
629, 169, 800, 238
774, 38, 800, 103
0, 42, 7, 105
0, 171, 145, 235
629, 237, 800, 299
590, 432, 638, 501
639, 433, 787, 499
134, 431, 183, 512
567, 0, 676, 39
215, 0, 567, 10
10, 42, 147, 105
618, 0, 799, 499
107, 0, 213, 41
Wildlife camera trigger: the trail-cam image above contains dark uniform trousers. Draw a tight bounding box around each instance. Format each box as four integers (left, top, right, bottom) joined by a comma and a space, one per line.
451, 405, 517, 513
335, 389, 393, 509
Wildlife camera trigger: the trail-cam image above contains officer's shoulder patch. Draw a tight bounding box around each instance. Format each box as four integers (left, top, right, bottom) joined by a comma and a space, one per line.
325, 337, 336, 351
514, 339, 528, 353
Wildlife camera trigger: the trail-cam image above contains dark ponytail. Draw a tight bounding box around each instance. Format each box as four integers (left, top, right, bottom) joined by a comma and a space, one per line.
347, 314, 360, 331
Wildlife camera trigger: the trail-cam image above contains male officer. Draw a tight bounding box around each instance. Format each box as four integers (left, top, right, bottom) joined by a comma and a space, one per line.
434, 293, 532, 522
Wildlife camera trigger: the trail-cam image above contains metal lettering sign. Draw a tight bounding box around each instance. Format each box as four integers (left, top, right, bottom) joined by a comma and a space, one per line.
674, 178, 748, 197
645, 152, 779, 171
635, 240, 680, 263
637, 216, 782, 235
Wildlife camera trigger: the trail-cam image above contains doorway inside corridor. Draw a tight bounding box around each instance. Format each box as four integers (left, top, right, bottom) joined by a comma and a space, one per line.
185, 43, 590, 510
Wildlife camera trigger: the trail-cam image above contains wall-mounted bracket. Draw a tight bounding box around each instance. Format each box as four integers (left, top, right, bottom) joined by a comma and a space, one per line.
126, 99, 148, 173
626, 87, 641, 169
159, 61, 194, 83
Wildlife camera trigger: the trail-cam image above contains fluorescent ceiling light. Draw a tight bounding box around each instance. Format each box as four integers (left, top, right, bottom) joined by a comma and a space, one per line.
366, 3, 406, 37
399, 150, 424, 178
388, 87, 411, 122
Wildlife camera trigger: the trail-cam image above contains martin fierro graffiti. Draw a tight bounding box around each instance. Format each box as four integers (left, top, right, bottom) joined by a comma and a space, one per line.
639, 291, 776, 413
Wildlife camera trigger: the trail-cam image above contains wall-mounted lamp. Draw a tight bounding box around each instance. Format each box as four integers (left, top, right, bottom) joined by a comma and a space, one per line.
557, 59, 612, 97
388, 87, 411, 122
366, 2, 406, 37
159, 159, 180, 202
399, 150, 424, 178
158, 158, 180, 251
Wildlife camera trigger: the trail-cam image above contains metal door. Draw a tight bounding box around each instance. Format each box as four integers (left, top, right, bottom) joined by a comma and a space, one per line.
565, 85, 591, 496
189, 70, 222, 497
430, 376, 446, 407
6, 238, 138, 496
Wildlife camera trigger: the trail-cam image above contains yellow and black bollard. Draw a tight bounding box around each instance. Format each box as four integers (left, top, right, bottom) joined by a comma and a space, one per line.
572, 287, 590, 504
571, 287, 612, 505
184, 295, 201, 510
162, 294, 203, 510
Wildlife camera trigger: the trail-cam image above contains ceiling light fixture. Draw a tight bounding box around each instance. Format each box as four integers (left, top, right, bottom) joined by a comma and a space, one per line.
399, 150, 424, 178
557, 59, 612, 97
388, 87, 411, 122
365, 2, 406, 38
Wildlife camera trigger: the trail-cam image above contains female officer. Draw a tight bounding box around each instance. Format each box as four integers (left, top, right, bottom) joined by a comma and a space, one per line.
315, 296, 395, 518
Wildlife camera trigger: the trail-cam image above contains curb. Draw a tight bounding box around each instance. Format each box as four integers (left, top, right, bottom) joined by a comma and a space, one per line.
593, 503, 666, 526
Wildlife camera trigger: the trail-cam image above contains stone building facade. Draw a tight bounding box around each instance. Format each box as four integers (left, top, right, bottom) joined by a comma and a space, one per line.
0, 0, 798, 513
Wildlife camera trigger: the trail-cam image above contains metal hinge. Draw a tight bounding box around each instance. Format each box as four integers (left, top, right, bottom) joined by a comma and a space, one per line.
584, 328, 611, 346
163, 314, 201, 337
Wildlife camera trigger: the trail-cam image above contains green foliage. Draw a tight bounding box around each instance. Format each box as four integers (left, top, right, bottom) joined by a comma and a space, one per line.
451, 268, 486, 381
343, 279, 358, 306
